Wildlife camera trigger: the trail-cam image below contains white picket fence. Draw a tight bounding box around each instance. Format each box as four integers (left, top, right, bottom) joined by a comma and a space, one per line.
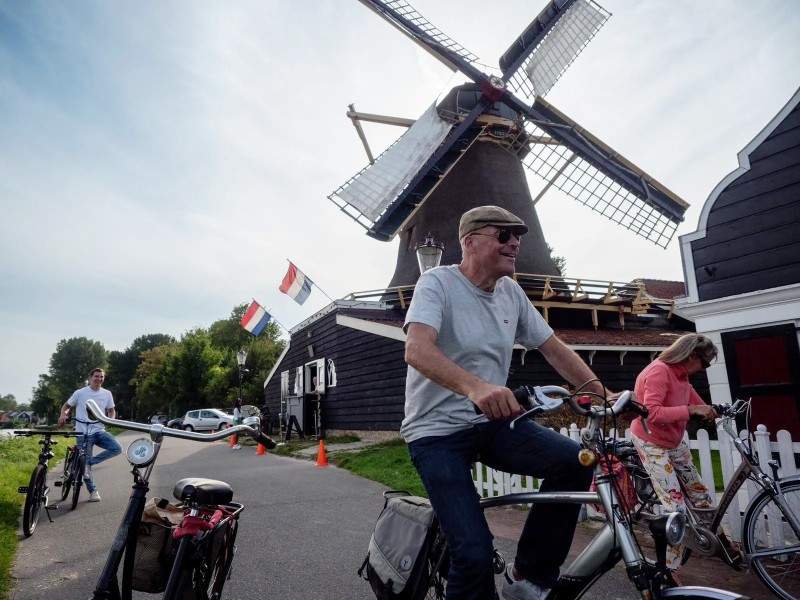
472, 423, 800, 544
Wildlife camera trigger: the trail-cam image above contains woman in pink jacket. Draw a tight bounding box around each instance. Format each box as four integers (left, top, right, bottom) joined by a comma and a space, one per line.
631, 333, 718, 574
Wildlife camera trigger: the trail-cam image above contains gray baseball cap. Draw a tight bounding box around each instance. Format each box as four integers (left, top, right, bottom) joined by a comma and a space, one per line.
458, 205, 528, 239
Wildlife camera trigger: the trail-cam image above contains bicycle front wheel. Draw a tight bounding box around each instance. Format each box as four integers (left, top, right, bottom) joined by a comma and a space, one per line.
743, 479, 800, 600
61, 449, 75, 501
71, 455, 85, 510
22, 465, 47, 537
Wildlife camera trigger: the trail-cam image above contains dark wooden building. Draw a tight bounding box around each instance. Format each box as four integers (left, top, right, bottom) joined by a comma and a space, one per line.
264, 275, 703, 435
677, 86, 800, 436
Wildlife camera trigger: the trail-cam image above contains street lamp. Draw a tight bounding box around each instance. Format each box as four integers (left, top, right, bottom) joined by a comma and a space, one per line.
415, 233, 444, 274
236, 349, 248, 402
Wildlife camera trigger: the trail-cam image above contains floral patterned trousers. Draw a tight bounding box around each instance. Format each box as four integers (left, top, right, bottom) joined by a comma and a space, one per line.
631, 434, 714, 570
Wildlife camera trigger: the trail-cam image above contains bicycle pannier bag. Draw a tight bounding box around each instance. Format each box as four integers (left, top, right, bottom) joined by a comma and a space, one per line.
359, 492, 436, 600
130, 497, 181, 593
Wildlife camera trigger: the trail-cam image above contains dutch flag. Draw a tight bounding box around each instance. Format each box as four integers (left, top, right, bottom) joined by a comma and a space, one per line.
240, 300, 271, 336
279, 261, 313, 305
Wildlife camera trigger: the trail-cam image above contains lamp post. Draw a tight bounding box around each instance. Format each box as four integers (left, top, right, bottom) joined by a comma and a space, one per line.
415, 233, 444, 274
236, 349, 248, 403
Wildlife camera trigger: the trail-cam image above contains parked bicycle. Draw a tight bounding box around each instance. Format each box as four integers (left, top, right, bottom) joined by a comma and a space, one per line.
362, 385, 749, 600
14, 428, 78, 536
84, 398, 276, 600
60, 418, 97, 509
625, 398, 800, 600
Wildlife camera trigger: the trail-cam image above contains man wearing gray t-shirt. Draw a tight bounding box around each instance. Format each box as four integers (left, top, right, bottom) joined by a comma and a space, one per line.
403, 206, 605, 600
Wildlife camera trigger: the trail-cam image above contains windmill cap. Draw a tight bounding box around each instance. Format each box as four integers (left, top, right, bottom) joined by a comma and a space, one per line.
458, 205, 529, 239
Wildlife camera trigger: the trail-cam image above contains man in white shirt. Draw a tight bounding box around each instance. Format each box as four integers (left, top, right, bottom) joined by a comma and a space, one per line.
58, 368, 122, 502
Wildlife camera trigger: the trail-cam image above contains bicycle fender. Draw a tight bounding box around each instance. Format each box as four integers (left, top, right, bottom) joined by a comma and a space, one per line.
660, 586, 750, 599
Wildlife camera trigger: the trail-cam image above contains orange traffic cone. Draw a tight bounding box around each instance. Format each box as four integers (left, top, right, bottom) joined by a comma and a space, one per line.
256, 442, 266, 456
315, 439, 329, 468
229, 434, 237, 448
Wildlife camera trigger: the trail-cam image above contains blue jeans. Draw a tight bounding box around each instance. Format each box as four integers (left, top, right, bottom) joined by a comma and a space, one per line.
408, 419, 593, 600
76, 431, 122, 493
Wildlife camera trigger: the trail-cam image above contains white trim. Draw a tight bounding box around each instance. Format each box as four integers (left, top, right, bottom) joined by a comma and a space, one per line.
678, 86, 800, 304
289, 299, 389, 334
335, 314, 407, 341
263, 342, 291, 389
566, 344, 670, 352
676, 282, 800, 332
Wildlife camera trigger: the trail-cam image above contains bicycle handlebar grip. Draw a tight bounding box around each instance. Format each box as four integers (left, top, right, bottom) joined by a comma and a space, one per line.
255, 432, 277, 450
512, 386, 534, 410
627, 400, 649, 420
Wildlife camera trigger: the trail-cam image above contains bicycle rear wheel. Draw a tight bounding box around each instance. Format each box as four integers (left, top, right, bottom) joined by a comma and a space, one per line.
61, 449, 75, 501
743, 479, 800, 600
22, 465, 47, 537
71, 455, 85, 510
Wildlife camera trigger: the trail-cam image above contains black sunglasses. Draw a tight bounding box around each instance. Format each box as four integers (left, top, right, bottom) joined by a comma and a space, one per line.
471, 228, 523, 244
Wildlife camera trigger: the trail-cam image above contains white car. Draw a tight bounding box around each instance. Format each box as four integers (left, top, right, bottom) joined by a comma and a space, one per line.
181, 408, 233, 432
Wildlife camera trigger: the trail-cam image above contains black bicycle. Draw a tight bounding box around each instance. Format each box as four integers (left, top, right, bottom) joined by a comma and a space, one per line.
83, 399, 276, 600
14, 428, 78, 537
60, 418, 96, 510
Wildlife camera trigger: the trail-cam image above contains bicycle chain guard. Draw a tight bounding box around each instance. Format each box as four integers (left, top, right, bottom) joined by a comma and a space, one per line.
685, 524, 720, 556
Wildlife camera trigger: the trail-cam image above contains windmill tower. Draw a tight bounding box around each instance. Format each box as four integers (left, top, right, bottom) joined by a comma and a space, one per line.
329, 0, 689, 287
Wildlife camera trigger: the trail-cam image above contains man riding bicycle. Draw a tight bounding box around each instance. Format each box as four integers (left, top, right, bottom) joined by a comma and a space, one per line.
402, 206, 608, 600
58, 368, 122, 502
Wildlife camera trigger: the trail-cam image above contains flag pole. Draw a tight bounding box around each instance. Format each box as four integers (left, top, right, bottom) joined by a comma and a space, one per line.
286, 259, 335, 303
258, 299, 290, 333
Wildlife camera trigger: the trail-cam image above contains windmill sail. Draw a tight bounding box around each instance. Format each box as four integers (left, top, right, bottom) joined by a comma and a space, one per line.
329, 103, 454, 234
501, 0, 610, 102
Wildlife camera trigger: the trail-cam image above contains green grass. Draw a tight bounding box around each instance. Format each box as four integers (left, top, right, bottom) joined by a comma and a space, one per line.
691, 448, 724, 491
333, 439, 427, 498
270, 434, 361, 455
0, 436, 68, 599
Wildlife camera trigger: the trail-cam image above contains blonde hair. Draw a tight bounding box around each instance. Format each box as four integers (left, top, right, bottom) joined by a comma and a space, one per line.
658, 334, 717, 365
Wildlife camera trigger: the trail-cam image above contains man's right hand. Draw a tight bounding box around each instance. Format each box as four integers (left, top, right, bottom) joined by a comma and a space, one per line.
468, 384, 523, 420
58, 413, 67, 427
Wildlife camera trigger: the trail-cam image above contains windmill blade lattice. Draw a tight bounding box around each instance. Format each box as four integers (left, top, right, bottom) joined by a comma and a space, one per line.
357, 0, 481, 71
503, 0, 610, 102
506, 110, 682, 248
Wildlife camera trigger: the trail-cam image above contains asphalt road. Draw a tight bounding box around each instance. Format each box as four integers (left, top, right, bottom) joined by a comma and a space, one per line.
11, 432, 641, 599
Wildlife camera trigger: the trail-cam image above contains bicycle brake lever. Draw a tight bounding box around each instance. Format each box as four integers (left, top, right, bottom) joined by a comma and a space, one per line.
509, 407, 541, 430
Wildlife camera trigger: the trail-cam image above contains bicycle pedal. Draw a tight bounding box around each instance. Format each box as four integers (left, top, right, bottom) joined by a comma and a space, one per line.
54, 480, 63, 487
17, 486, 28, 494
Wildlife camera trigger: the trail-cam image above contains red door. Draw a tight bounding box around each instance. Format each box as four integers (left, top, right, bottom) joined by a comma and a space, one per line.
722, 324, 800, 436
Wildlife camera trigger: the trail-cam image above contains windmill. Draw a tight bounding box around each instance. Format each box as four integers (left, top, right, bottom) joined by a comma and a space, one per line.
329, 0, 689, 287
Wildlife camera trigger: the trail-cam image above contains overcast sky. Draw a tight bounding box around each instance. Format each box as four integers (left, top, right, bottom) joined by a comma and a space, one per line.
1, 0, 798, 404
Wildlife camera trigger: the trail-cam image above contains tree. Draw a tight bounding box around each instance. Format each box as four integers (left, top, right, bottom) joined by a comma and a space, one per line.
547, 244, 567, 276
106, 333, 175, 420
49, 337, 107, 396
0, 393, 16, 412
208, 304, 255, 351
31, 374, 59, 423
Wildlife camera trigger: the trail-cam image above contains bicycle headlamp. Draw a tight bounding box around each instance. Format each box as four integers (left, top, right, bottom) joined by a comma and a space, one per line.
126, 437, 156, 466
665, 511, 687, 547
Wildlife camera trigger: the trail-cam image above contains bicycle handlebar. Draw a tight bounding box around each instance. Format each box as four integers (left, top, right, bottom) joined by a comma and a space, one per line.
85, 400, 277, 449
510, 385, 648, 432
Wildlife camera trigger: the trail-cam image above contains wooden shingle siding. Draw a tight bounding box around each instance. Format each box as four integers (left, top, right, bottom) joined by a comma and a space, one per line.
692, 104, 800, 301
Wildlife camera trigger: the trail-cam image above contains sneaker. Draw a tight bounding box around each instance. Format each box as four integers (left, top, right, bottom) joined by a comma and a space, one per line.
232, 444, 242, 450
88, 490, 101, 502
501, 566, 551, 600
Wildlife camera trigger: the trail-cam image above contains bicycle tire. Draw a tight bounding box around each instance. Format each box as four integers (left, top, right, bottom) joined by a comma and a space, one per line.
742, 479, 800, 600
22, 464, 47, 537
71, 454, 85, 510
207, 519, 239, 600
61, 449, 75, 501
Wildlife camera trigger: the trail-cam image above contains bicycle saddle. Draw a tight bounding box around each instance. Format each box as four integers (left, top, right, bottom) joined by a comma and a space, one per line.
173, 478, 233, 505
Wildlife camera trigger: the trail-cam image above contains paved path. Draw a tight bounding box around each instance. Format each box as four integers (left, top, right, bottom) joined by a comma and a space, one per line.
10, 432, 693, 599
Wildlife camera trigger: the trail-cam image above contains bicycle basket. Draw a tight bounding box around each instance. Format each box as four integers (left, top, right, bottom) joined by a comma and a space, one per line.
130, 520, 176, 593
